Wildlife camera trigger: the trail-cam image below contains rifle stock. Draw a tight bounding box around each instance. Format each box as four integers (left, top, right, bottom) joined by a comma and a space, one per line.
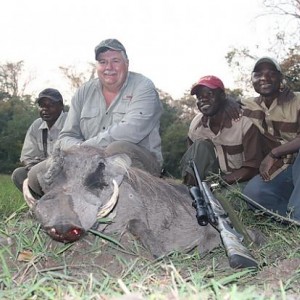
190, 161, 258, 269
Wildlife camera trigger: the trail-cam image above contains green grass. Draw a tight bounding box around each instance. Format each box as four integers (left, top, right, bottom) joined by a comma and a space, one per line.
1, 174, 300, 299
0, 174, 26, 216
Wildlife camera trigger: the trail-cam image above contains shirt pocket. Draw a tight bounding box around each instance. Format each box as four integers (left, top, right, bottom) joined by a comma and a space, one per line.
80, 106, 101, 136
112, 100, 130, 123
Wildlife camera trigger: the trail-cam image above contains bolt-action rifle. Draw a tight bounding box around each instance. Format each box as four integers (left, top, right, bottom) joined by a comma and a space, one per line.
189, 161, 258, 269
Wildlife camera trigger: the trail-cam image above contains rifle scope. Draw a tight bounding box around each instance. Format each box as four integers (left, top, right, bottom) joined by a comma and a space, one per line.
189, 186, 209, 226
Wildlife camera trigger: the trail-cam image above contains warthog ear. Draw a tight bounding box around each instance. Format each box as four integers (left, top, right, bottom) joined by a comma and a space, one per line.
104, 153, 132, 186
39, 144, 65, 191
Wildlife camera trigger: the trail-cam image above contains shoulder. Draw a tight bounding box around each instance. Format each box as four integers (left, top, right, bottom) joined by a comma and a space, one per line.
71, 79, 99, 105
128, 72, 156, 88
25, 118, 43, 136
242, 97, 260, 108
29, 118, 43, 129
293, 91, 300, 102
189, 113, 203, 129
75, 79, 99, 95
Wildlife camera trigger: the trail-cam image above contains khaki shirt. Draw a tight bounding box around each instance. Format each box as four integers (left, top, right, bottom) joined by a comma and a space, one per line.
20, 112, 68, 165
242, 91, 300, 146
242, 90, 300, 178
59, 72, 163, 165
188, 114, 263, 173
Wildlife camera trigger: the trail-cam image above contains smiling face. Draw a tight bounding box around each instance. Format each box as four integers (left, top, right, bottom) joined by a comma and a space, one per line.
251, 62, 282, 98
96, 49, 129, 91
195, 86, 225, 116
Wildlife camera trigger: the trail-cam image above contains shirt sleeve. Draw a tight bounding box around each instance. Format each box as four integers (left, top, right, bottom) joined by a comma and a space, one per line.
59, 89, 85, 149
82, 79, 162, 148
20, 121, 44, 165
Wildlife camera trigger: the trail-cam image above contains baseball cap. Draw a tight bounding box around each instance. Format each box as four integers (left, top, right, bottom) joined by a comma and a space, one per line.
36, 88, 63, 103
191, 75, 225, 95
95, 39, 127, 60
252, 56, 282, 73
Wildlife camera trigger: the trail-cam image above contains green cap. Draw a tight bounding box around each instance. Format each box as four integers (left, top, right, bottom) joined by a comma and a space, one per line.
253, 56, 282, 73
95, 39, 127, 60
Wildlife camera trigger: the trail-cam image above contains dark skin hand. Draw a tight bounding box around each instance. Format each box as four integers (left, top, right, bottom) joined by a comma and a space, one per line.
223, 167, 258, 184
223, 97, 243, 121
260, 137, 300, 181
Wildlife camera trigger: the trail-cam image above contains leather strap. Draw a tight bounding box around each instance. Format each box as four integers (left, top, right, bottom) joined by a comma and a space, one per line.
42, 128, 48, 158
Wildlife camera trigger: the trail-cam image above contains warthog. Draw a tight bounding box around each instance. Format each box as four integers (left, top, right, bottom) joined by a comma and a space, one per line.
24, 145, 221, 257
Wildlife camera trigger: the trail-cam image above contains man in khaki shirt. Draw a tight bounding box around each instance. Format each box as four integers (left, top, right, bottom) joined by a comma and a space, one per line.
242, 57, 300, 221
181, 75, 263, 186
11, 88, 67, 192
27, 39, 163, 196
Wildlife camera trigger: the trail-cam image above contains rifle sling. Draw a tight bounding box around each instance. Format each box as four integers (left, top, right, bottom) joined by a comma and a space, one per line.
42, 128, 48, 158
220, 177, 300, 227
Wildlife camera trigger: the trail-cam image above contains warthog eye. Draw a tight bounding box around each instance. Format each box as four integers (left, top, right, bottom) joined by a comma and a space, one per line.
84, 162, 108, 190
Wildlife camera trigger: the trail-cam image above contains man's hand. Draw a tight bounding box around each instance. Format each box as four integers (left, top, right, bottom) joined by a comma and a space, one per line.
224, 97, 243, 121
259, 154, 278, 181
24, 157, 44, 171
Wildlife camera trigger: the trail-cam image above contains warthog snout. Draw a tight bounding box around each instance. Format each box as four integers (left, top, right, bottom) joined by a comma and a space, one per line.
45, 224, 85, 243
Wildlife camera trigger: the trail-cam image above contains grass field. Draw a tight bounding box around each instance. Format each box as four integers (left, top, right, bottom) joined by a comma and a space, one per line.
0, 174, 26, 216
1, 174, 300, 299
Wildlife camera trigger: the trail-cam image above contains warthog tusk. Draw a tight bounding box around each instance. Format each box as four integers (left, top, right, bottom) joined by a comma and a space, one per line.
23, 178, 37, 209
97, 179, 119, 218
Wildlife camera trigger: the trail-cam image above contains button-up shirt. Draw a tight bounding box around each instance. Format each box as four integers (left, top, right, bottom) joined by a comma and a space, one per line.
188, 113, 263, 173
20, 112, 68, 165
59, 72, 163, 165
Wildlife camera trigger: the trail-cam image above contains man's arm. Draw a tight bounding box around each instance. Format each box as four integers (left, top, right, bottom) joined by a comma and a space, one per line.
259, 136, 300, 181
20, 119, 45, 167
58, 88, 85, 150
270, 136, 300, 158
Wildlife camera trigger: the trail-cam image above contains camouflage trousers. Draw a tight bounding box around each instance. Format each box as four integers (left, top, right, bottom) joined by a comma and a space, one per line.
180, 139, 220, 185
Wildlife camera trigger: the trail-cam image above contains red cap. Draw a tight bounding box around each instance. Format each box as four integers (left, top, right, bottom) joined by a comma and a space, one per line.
191, 75, 225, 95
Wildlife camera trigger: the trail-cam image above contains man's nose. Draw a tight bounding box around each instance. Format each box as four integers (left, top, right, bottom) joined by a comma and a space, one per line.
105, 61, 113, 69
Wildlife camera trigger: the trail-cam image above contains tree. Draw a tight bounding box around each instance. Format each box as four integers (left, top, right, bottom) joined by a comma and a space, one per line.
0, 61, 33, 98
59, 63, 96, 94
280, 46, 300, 91
0, 96, 38, 173
159, 92, 192, 178
0, 60, 38, 173
225, 0, 300, 94
262, 0, 300, 20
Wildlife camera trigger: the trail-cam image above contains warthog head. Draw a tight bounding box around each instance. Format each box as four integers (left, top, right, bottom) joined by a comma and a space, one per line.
24, 145, 129, 243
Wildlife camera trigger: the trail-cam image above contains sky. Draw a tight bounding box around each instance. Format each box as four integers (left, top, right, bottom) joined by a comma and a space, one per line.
0, 0, 294, 102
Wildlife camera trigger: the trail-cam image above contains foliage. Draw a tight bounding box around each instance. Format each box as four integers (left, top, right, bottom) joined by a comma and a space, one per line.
159, 93, 192, 178
281, 46, 300, 91
226, 0, 300, 94
59, 63, 96, 94
161, 121, 189, 178
0, 61, 39, 173
263, 0, 300, 20
0, 61, 33, 97
0, 95, 37, 173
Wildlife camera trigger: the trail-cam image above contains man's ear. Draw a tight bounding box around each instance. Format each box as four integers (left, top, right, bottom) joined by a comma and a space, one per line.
219, 90, 226, 101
